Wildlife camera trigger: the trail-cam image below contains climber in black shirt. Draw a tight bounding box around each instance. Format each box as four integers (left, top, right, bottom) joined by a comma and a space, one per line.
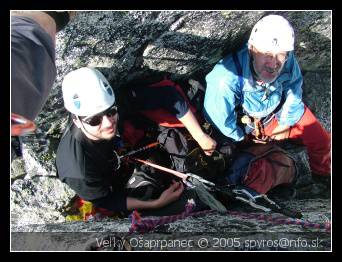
56, 67, 210, 215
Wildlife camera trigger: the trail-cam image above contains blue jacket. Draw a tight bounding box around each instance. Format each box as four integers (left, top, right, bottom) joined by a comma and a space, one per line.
204, 44, 304, 142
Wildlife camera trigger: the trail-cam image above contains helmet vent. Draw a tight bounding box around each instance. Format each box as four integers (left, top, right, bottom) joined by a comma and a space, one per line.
272, 38, 278, 46
72, 94, 80, 109
106, 88, 113, 96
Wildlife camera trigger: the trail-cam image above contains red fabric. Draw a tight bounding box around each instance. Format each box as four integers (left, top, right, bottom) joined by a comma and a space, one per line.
264, 106, 331, 176
77, 197, 115, 220
243, 157, 295, 194
241, 144, 296, 194
141, 79, 197, 127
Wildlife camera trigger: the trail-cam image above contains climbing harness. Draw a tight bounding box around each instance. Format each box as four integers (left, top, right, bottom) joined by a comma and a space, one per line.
240, 113, 276, 143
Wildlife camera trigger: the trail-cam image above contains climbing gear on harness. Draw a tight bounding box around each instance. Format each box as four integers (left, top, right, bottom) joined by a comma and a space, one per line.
254, 118, 265, 140
240, 115, 273, 143
241, 114, 276, 143
62, 67, 115, 117
248, 15, 295, 53
232, 52, 286, 142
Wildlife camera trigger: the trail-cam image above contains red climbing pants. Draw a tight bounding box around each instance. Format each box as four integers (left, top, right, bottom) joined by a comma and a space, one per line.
264, 106, 331, 176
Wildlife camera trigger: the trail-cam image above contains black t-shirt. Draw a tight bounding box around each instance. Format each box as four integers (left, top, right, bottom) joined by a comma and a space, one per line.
56, 124, 128, 213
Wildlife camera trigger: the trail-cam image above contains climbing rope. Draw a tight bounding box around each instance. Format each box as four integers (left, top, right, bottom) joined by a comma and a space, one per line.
86, 203, 330, 250
227, 210, 331, 232
129, 202, 215, 234
128, 206, 331, 234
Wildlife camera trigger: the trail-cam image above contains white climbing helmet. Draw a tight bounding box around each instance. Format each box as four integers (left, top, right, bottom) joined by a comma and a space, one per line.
62, 67, 115, 117
248, 15, 295, 53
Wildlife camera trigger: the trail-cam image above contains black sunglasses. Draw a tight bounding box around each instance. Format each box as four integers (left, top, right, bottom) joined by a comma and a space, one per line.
81, 105, 118, 126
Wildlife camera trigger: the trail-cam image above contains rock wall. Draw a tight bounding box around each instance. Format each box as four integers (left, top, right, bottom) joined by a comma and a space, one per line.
11, 11, 331, 231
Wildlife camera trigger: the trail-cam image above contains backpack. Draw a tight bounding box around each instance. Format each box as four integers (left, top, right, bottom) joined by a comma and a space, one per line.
125, 146, 175, 200
157, 128, 196, 173
157, 127, 228, 181
125, 168, 177, 201
226, 143, 297, 195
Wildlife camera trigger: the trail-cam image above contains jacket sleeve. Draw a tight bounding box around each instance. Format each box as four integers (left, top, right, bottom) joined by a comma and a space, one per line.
277, 53, 305, 126
11, 16, 56, 121
204, 63, 245, 142
63, 177, 128, 213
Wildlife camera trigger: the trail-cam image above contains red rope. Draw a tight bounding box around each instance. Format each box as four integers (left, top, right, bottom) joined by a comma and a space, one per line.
129, 207, 331, 234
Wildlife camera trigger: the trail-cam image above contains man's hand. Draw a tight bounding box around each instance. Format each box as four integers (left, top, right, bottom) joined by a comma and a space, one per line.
197, 133, 217, 156
155, 180, 184, 208
177, 109, 217, 156
126, 180, 184, 211
271, 125, 291, 140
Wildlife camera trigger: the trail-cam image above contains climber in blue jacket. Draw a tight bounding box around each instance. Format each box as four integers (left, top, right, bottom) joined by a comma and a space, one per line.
204, 14, 331, 178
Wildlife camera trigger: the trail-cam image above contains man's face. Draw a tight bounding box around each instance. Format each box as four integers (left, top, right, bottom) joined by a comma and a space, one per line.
250, 46, 288, 83
74, 105, 119, 141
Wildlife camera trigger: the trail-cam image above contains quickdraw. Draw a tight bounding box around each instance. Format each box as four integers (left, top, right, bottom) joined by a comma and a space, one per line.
241, 114, 275, 143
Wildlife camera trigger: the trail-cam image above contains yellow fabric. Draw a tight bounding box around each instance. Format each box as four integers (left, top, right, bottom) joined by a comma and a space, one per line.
65, 200, 94, 221
65, 200, 120, 221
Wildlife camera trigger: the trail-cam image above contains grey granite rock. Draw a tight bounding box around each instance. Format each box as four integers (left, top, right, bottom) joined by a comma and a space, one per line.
11, 11, 331, 250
